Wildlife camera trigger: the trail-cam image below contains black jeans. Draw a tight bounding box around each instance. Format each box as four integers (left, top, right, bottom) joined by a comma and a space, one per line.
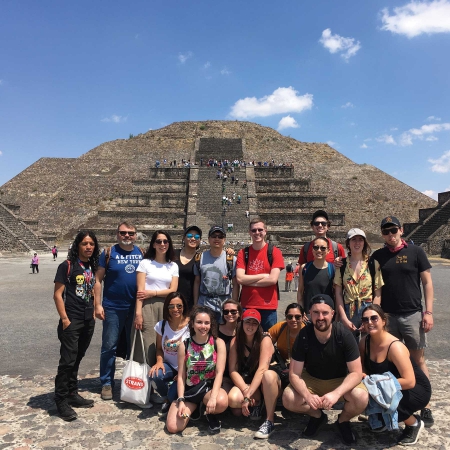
55, 317, 95, 402
31, 264, 39, 273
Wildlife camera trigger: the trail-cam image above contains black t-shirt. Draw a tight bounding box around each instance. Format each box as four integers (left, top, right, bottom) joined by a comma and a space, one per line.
371, 245, 431, 315
54, 260, 96, 320
291, 322, 360, 379
303, 265, 334, 312
174, 249, 195, 310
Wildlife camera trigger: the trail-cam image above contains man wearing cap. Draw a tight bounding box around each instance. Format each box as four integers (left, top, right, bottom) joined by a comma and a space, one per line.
236, 218, 285, 331
372, 215, 434, 427
94, 221, 144, 400
193, 226, 239, 323
297, 210, 346, 265
283, 294, 368, 445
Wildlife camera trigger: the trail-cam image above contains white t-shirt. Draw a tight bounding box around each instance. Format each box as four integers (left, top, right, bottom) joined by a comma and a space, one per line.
154, 320, 190, 369
136, 259, 179, 291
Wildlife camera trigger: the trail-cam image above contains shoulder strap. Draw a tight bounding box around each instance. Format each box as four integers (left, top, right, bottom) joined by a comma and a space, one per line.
335, 322, 344, 346
66, 260, 72, 283
226, 253, 234, 280
302, 261, 313, 276
340, 257, 347, 285
280, 321, 288, 335
194, 251, 203, 272
386, 339, 401, 358
331, 240, 338, 259
244, 246, 250, 272
327, 262, 335, 281
183, 337, 191, 350
105, 246, 112, 269
368, 256, 376, 300
138, 246, 145, 256
267, 243, 274, 266
303, 242, 311, 260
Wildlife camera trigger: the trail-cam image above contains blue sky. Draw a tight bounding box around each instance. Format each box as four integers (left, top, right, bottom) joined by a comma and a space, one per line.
1, 0, 450, 199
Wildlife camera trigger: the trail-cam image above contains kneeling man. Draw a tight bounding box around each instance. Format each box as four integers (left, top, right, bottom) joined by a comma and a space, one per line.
283, 294, 368, 445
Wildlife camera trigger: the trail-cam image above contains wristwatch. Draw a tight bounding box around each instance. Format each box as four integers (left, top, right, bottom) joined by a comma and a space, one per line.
242, 397, 251, 404
176, 397, 185, 404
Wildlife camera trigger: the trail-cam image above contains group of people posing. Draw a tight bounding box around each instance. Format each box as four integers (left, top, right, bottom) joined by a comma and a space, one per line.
52, 209, 435, 446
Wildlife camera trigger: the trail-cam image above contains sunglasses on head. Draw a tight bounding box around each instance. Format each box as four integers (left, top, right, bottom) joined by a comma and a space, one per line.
361, 315, 379, 324
168, 304, 183, 310
381, 227, 399, 235
119, 231, 136, 236
223, 309, 238, 316
313, 245, 328, 251
286, 314, 302, 320
185, 233, 201, 240
250, 228, 264, 233
313, 221, 328, 227
155, 239, 169, 244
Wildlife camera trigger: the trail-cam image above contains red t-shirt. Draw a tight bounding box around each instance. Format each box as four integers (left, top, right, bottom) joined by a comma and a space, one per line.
236, 244, 285, 310
297, 238, 346, 265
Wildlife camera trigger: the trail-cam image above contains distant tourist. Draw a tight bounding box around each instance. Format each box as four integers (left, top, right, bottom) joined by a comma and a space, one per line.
53, 230, 99, 421
285, 261, 294, 291
297, 210, 345, 265
52, 245, 58, 261
31, 252, 39, 274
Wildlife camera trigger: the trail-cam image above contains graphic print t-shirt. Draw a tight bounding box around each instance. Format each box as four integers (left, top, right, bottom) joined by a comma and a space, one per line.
154, 320, 190, 370
99, 245, 143, 309
54, 260, 96, 320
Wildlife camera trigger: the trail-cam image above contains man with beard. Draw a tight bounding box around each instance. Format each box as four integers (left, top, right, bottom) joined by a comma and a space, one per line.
282, 294, 368, 445
94, 221, 143, 400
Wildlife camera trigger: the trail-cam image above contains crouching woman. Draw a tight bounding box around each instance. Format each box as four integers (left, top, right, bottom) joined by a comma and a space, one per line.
166, 306, 228, 434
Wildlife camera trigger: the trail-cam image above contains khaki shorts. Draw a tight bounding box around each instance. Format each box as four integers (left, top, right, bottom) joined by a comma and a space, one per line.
387, 311, 427, 350
299, 370, 367, 402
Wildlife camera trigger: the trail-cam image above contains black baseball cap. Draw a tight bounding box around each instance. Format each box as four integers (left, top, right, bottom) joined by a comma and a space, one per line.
184, 225, 202, 237
208, 226, 226, 237
380, 216, 401, 229
310, 294, 334, 310
311, 210, 329, 222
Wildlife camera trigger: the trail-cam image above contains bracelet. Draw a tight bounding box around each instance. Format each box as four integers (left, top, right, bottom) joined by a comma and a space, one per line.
176, 397, 185, 404
424, 311, 433, 315
242, 397, 251, 404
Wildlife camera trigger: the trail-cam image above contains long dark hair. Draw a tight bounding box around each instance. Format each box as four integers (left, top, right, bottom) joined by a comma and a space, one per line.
69, 230, 100, 273
144, 230, 175, 262
235, 319, 265, 376
163, 292, 188, 321
188, 306, 218, 339
285, 302, 304, 316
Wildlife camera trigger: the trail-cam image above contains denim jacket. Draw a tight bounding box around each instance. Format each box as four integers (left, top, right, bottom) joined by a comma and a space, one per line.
363, 371, 403, 430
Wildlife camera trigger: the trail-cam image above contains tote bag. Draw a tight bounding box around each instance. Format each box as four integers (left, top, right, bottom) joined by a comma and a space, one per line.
120, 329, 152, 408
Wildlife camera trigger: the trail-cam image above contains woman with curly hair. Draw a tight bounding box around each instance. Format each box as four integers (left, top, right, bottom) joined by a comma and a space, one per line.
53, 230, 100, 422
134, 230, 179, 366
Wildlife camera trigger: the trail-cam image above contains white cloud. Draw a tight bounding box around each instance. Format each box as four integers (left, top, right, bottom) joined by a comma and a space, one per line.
399, 133, 413, 146
426, 136, 439, 141
341, 102, 354, 108
381, 0, 450, 38
391, 127, 398, 131
0, 150, 3, 155
426, 115, 441, 121
101, 115, 128, 123
422, 189, 438, 200
360, 143, 368, 149
220, 68, 231, 75
203, 61, 211, 69
277, 115, 299, 131
327, 141, 337, 147
376, 134, 396, 145
401, 122, 450, 145
319, 28, 361, 61
178, 51, 193, 64
229, 86, 313, 119
428, 150, 450, 173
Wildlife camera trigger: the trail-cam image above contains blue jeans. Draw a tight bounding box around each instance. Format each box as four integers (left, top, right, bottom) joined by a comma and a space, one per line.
150, 362, 178, 402
258, 309, 278, 332
100, 304, 135, 387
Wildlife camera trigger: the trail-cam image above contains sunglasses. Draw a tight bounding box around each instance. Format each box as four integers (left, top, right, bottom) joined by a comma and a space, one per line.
313, 221, 328, 227
168, 304, 183, 310
155, 239, 169, 244
250, 228, 264, 233
382, 227, 399, 235
223, 309, 238, 316
361, 315, 379, 324
210, 234, 224, 239
186, 233, 201, 240
313, 245, 328, 251
119, 231, 136, 236
286, 314, 302, 320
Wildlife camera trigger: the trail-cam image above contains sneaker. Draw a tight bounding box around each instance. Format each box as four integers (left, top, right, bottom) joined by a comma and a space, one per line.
205, 413, 221, 433
56, 400, 78, 422
250, 400, 264, 421
254, 419, 275, 439
150, 391, 167, 404
420, 408, 434, 428
101, 385, 113, 400
398, 415, 424, 446
302, 411, 328, 438
335, 416, 356, 445
158, 402, 171, 417
67, 392, 94, 408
